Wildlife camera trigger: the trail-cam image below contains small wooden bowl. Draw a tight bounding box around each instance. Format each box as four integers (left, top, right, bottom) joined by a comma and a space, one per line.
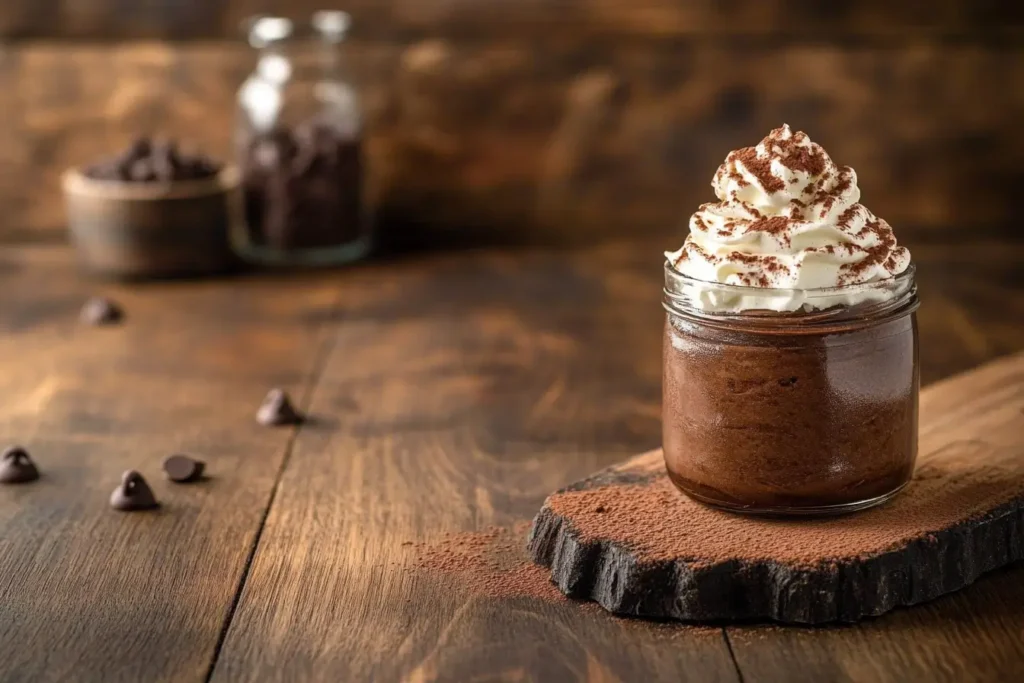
63, 166, 243, 279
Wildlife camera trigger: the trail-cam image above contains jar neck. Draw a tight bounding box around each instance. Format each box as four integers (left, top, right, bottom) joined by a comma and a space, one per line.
248, 14, 350, 84
255, 40, 348, 83
663, 263, 919, 334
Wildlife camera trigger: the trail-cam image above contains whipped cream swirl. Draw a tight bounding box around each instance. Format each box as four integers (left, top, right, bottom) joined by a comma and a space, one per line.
666, 125, 911, 312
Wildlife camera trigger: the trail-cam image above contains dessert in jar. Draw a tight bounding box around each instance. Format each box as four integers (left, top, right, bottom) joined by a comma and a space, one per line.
663, 125, 919, 515
234, 13, 370, 266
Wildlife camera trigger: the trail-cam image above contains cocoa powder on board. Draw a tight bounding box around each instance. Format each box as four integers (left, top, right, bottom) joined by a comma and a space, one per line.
541, 450, 1024, 569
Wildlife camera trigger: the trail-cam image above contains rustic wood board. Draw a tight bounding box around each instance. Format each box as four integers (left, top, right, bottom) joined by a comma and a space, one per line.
528, 353, 1024, 625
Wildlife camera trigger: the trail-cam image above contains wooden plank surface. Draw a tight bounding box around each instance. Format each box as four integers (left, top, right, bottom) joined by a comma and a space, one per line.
0, 240, 1021, 681
2, 41, 1023, 245
0, 0, 1021, 41
208, 247, 735, 681
208, 241, 1023, 681
0, 248, 339, 682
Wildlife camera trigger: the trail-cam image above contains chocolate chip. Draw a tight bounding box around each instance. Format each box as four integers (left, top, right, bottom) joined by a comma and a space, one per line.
110, 470, 159, 511
129, 158, 157, 182
152, 156, 175, 182
0, 446, 40, 484
163, 454, 205, 483
127, 136, 153, 161
256, 388, 302, 426
84, 137, 221, 184
80, 297, 123, 326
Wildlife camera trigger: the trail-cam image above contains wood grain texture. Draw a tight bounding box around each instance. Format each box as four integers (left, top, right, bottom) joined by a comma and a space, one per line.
207, 241, 1023, 680
207, 248, 740, 681
0, 240, 1020, 680
1, 41, 1023, 245
528, 353, 1024, 624
0, 248, 338, 682
727, 566, 1024, 683
0, 0, 1021, 40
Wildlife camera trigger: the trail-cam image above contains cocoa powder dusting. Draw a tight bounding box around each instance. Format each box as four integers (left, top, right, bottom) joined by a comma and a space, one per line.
819, 170, 853, 217
543, 451, 1024, 569
728, 169, 750, 187
730, 147, 785, 194
747, 215, 791, 237
410, 523, 565, 602
836, 205, 860, 230
773, 137, 826, 177
838, 218, 896, 283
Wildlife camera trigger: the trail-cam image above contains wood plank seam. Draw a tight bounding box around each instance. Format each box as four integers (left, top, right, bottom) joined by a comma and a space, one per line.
723, 629, 747, 683
201, 288, 345, 683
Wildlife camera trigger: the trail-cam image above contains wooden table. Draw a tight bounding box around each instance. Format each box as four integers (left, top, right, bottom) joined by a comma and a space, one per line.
0, 240, 1021, 682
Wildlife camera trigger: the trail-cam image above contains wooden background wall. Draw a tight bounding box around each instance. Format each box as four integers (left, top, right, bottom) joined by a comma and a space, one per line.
1, 0, 1022, 247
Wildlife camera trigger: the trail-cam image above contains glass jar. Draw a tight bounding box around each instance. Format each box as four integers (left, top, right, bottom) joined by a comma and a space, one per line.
234, 13, 370, 266
662, 263, 920, 516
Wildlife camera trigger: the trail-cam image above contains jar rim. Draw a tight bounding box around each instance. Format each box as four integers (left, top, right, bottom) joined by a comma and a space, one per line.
665, 260, 915, 296
246, 13, 351, 47
663, 260, 918, 326
248, 17, 293, 47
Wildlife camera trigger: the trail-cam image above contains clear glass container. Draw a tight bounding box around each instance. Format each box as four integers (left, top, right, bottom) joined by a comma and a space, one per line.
662, 263, 920, 516
234, 13, 371, 266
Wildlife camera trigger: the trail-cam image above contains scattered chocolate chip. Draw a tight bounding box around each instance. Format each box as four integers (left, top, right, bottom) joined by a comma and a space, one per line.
80, 297, 124, 326
162, 454, 205, 483
110, 470, 159, 511
594, 505, 607, 513
0, 446, 40, 484
256, 388, 303, 426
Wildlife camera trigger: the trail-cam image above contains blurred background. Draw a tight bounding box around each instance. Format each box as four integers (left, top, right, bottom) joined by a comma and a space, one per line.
0, 0, 1021, 248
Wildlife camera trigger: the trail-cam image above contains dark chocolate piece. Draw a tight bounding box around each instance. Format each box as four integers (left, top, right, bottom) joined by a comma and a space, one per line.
527, 448, 1024, 625
129, 158, 157, 182
110, 470, 159, 511
256, 388, 302, 426
80, 297, 124, 326
126, 136, 152, 161
162, 454, 205, 483
0, 446, 40, 484
84, 136, 222, 183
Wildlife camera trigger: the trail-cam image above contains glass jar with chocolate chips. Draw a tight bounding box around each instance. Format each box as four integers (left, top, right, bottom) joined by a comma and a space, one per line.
663, 126, 920, 516
235, 13, 370, 265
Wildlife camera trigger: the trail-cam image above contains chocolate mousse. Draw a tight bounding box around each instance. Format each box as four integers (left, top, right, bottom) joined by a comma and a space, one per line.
662, 125, 919, 514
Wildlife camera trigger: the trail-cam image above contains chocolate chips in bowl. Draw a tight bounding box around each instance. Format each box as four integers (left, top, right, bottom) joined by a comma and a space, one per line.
63, 137, 242, 279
